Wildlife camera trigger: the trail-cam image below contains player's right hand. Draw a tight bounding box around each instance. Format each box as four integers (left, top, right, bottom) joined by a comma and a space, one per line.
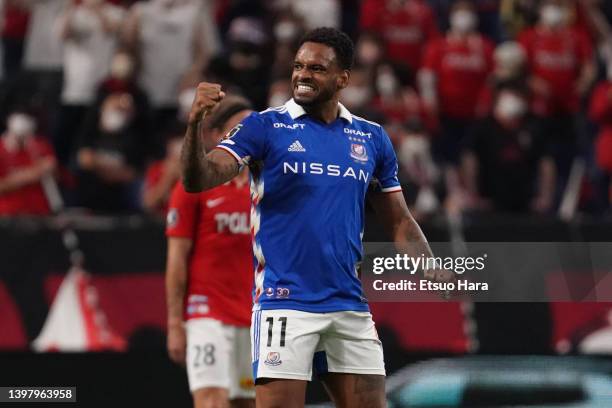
167, 324, 187, 365
188, 82, 226, 125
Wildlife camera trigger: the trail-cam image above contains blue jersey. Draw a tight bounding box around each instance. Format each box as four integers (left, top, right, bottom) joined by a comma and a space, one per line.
216, 99, 401, 313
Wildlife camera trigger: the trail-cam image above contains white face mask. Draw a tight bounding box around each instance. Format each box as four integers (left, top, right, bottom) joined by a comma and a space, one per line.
101, 109, 128, 133
376, 73, 398, 97
451, 10, 477, 34
541, 5, 565, 27
7, 113, 35, 138
342, 86, 371, 108
178, 88, 196, 121
110, 54, 134, 80
495, 93, 527, 121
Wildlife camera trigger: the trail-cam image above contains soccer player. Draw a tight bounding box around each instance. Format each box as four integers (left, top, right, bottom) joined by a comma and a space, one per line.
181, 27, 443, 408
166, 96, 255, 408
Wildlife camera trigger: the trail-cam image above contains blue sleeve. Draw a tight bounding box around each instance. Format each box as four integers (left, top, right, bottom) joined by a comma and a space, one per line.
372, 128, 402, 193
215, 112, 266, 164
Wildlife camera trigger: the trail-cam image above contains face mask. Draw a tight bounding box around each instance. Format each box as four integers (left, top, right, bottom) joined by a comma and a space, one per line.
7, 113, 35, 138
268, 92, 290, 108
274, 21, 298, 42
178, 88, 196, 121
376, 73, 397, 97
110, 54, 134, 80
541, 5, 565, 27
101, 109, 128, 133
450, 10, 477, 34
495, 94, 527, 121
342, 86, 371, 108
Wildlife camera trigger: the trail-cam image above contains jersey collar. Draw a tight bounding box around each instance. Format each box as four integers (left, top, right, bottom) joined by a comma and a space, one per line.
284, 99, 353, 124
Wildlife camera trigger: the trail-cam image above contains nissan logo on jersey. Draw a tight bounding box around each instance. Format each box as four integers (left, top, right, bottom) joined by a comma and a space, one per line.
214, 212, 249, 234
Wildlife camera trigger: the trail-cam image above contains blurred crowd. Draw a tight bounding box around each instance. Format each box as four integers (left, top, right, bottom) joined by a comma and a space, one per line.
0, 0, 611, 219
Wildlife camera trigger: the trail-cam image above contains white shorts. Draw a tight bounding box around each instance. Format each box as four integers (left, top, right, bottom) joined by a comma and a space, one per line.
185, 318, 255, 399
251, 309, 385, 381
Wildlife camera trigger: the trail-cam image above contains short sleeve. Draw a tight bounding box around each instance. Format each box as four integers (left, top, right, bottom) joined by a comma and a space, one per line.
165, 182, 199, 239
372, 128, 402, 193
215, 112, 266, 165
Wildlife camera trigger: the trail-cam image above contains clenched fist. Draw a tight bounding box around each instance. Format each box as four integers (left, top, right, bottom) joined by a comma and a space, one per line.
188, 82, 226, 125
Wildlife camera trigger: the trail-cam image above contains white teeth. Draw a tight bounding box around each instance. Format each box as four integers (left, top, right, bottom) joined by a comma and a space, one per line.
297, 85, 314, 92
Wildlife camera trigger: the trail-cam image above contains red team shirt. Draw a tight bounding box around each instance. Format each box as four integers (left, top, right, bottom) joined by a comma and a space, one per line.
165, 179, 253, 327
518, 27, 593, 115
360, 0, 439, 69
589, 81, 612, 172
0, 137, 54, 215
422, 34, 495, 119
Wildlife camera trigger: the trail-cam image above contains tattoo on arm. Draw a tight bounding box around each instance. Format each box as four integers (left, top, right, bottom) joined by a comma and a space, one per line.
180, 120, 239, 192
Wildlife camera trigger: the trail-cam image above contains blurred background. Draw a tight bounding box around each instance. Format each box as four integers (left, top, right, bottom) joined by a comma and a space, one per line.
1, 0, 612, 406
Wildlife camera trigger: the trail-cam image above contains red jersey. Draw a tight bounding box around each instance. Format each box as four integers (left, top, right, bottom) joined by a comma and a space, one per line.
360, 0, 439, 69
518, 27, 593, 115
422, 34, 494, 119
0, 137, 54, 215
165, 179, 253, 327
589, 81, 612, 172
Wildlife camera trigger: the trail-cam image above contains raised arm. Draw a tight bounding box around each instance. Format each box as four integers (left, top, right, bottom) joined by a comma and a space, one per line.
181, 82, 240, 192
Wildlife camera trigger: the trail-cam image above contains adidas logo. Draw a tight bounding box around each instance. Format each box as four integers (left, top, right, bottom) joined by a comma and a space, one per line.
288, 140, 306, 152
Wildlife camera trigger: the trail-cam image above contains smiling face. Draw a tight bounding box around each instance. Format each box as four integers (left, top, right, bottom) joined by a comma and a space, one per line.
292, 42, 349, 107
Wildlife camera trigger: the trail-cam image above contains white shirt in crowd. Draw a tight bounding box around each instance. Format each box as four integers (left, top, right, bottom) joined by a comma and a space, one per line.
23, 0, 68, 71
131, 0, 208, 108
60, 2, 124, 105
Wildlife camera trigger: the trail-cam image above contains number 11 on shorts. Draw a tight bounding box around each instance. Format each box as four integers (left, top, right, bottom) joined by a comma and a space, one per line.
265, 316, 287, 347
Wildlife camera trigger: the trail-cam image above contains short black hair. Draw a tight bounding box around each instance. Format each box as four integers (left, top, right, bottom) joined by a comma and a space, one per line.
299, 27, 354, 71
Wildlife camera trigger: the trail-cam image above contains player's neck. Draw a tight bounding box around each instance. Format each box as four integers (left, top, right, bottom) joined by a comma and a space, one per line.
303, 98, 340, 124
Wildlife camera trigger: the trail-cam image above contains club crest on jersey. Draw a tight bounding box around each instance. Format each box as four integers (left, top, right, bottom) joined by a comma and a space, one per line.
264, 352, 282, 366
350, 143, 368, 162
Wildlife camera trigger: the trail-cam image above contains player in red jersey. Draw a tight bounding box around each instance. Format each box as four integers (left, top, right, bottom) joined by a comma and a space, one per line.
165, 96, 255, 408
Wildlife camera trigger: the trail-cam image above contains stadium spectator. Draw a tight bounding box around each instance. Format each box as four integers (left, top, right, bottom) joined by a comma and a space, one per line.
354, 31, 385, 72
166, 95, 254, 408
460, 87, 556, 213
418, 0, 495, 164
360, 0, 439, 70
1, 0, 68, 135
274, 0, 340, 30
0, 110, 57, 216
395, 121, 441, 218
54, 0, 125, 165
476, 41, 528, 117
207, 17, 271, 110
0, 0, 30, 79
371, 61, 424, 126
340, 64, 374, 114
518, 0, 595, 192
122, 0, 218, 148
142, 122, 183, 215
74, 90, 147, 213
588, 63, 612, 207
